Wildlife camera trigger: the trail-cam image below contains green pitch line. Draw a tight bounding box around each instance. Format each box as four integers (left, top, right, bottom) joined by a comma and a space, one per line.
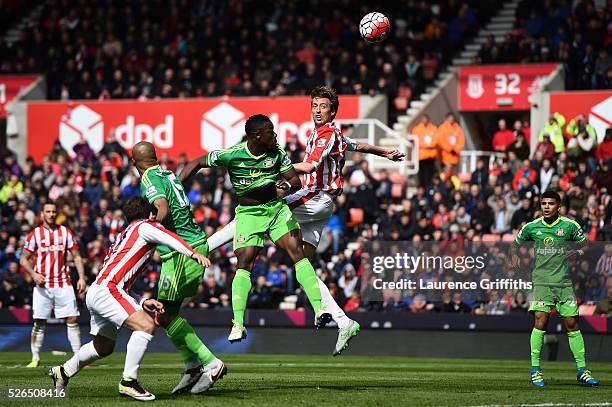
0, 353, 609, 407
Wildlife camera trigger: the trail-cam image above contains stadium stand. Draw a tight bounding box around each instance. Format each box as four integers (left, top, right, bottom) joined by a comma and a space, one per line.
0, 0, 610, 317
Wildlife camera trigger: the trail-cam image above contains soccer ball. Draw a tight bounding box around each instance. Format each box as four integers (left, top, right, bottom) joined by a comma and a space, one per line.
359, 12, 390, 43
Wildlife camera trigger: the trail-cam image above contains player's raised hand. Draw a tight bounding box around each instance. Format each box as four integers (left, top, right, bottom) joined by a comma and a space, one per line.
76, 277, 87, 295
383, 149, 406, 161
143, 299, 164, 314
33, 272, 45, 286
191, 252, 211, 268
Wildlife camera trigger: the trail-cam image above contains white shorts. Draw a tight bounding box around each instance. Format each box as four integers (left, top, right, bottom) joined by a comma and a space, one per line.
86, 284, 142, 340
285, 189, 334, 247
32, 286, 79, 320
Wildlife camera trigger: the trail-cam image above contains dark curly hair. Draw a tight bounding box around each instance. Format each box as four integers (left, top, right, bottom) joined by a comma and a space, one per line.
123, 196, 154, 223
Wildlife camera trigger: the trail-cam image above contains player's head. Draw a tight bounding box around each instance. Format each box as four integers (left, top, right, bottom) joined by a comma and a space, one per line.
123, 196, 154, 223
131, 141, 158, 171
245, 114, 277, 151
41, 201, 57, 226
540, 190, 561, 218
310, 85, 339, 128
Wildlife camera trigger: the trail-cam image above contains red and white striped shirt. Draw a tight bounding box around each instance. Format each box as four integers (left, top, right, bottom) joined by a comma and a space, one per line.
302, 122, 357, 196
24, 225, 79, 288
95, 220, 196, 290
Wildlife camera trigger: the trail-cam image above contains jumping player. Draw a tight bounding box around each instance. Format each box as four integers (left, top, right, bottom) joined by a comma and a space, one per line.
49, 197, 213, 401
205, 86, 405, 355
20, 201, 86, 367
179, 114, 330, 343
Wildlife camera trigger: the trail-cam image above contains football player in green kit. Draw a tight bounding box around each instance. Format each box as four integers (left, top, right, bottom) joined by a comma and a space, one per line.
514, 190, 599, 387
179, 114, 331, 342
132, 142, 225, 395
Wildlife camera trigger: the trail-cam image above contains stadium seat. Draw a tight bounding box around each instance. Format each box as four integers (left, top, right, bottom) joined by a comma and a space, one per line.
501, 234, 515, 242
422, 57, 439, 81
346, 208, 364, 227
481, 234, 499, 242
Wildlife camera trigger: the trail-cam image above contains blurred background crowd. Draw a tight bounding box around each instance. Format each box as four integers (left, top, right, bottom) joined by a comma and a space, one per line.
0, 0, 610, 316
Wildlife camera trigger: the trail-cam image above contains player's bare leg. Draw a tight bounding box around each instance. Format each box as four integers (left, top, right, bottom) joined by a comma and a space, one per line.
275, 230, 330, 327
28, 318, 46, 367
303, 242, 360, 355
65, 315, 81, 355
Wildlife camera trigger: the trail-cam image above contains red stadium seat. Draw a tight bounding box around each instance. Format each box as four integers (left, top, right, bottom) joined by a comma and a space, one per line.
481, 234, 499, 242
346, 208, 364, 227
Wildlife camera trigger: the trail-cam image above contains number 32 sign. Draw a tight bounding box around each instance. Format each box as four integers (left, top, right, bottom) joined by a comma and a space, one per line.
459, 64, 557, 111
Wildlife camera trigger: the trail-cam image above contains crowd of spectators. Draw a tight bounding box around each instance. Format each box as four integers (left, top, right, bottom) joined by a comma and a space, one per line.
0, 0, 500, 119
475, 0, 612, 90
0, 119, 610, 316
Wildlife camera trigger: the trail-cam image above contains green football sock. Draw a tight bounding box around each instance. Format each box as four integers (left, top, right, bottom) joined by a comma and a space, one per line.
568, 330, 586, 370
530, 328, 545, 368
166, 317, 215, 366
232, 269, 252, 325
295, 258, 322, 313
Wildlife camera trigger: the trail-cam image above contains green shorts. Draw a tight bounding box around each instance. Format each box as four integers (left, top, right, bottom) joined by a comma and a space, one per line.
529, 285, 578, 317
157, 242, 208, 302
233, 199, 300, 250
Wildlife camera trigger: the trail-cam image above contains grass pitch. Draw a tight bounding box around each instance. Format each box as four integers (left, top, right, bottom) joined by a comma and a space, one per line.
0, 352, 610, 406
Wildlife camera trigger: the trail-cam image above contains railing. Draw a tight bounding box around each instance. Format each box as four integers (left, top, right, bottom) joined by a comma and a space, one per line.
459, 150, 506, 174
335, 119, 419, 175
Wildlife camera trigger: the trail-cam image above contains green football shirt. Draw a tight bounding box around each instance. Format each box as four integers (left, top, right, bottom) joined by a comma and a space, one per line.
140, 165, 207, 259
514, 216, 586, 287
204, 142, 293, 196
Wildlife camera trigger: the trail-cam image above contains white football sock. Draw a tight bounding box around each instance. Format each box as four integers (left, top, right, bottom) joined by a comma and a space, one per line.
207, 220, 236, 252
318, 278, 351, 329
66, 323, 81, 353
31, 323, 46, 361
123, 331, 153, 380
63, 341, 101, 377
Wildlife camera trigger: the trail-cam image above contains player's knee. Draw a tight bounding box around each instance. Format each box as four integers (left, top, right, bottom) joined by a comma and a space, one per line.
565, 317, 579, 331
66, 316, 77, 324
140, 318, 156, 335
93, 336, 115, 357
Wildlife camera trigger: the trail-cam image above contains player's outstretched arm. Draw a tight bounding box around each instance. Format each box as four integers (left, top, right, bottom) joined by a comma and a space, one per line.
354, 143, 405, 161
280, 167, 302, 192
140, 222, 211, 268
293, 162, 316, 174
178, 155, 207, 183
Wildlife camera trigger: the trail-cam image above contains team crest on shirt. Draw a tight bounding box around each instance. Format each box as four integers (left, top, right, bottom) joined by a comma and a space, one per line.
536, 300, 545, 307
317, 138, 326, 147
264, 158, 274, 168
556, 228, 565, 237
237, 235, 246, 244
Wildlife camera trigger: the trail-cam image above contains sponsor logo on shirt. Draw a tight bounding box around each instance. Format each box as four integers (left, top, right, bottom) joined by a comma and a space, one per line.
145, 186, 158, 198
